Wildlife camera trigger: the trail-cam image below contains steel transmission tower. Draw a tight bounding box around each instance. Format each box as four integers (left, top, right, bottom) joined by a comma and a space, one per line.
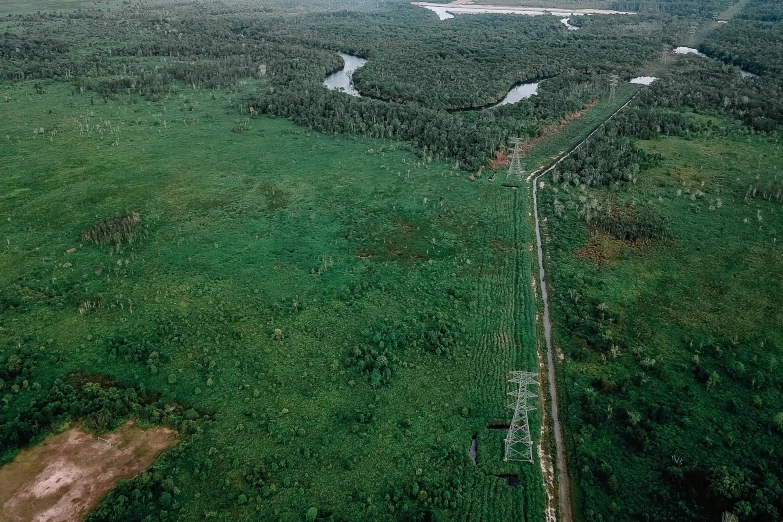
504, 371, 539, 462
609, 74, 619, 101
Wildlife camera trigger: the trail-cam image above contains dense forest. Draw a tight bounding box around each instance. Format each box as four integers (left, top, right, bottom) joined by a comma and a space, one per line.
0, 1, 678, 169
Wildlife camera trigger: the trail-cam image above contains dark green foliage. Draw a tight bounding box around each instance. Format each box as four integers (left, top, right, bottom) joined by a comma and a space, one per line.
553, 130, 659, 188
609, 106, 703, 140
701, 19, 783, 77
414, 312, 462, 357
84, 449, 192, 522
382, 475, 464, 518
554, 278, 619, 358
246, 71, 608, 169
0, 374, 184, 459
737, 0, 783, 22
541, 100, 783, 522
745, 175, 782, 202
348, 324, 402, 387
348, 313, 464, 386
12, 1, 779, 521
587, 203, 670, 243
641, 57, 783, 131
0, 0, 672, 169
254, 9, 659, 110
81, 212, 141, 246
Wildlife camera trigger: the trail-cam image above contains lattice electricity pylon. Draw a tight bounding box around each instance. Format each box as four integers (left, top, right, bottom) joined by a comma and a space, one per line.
508, 138, 524, 178
609, 74, 619, 101
503, 371, 539, 463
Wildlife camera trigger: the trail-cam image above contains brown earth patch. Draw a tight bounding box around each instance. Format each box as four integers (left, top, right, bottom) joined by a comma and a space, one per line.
489, 238, 515, 253
488, 99, 599, 172
0, 420, 177, 522
487, 150, 510, 169
521, 99, 599, 154
575, 228, 627, 266
667, 166, 704, 186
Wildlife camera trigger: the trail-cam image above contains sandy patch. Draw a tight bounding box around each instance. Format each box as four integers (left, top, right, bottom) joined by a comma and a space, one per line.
0, 420, 176, 522
413, 1, 634, 16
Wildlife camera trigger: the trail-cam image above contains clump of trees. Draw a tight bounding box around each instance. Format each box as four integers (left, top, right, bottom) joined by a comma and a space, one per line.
81, 211, 141, 246
0, 374, 189, 457
641, 56, 783, 132
745, 175, 782, 202
587, 203, 670, 243
347, 314, 464, 387
553, 130, 659, 188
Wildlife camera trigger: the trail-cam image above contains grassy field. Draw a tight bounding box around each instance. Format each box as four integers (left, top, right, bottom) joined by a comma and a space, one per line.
537, 120, 783, 521
0, 79, 544, 521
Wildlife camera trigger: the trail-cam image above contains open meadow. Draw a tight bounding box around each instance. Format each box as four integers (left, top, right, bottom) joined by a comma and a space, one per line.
0, 78, 542, 521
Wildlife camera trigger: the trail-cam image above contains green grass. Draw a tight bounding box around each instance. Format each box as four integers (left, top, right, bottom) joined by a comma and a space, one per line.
0, 80, 544, 521
537, 124, 783, 521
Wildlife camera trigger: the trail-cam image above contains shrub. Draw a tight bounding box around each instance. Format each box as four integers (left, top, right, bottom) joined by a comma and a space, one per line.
587, 203, 669, 244
81, 212, 141, 247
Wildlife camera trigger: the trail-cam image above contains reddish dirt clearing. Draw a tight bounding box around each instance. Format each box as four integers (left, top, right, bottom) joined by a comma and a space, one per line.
0, 420, 176, 522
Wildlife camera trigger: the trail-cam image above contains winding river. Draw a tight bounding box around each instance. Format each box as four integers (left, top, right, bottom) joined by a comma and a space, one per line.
324, 52, 539, 107
674, 46, 757, 78
323, 53, 367, 97
560, 17, 580, 30
492, 82, 539, 106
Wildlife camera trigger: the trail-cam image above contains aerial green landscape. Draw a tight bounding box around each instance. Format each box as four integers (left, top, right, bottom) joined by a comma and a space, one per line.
0, 0, 780, 521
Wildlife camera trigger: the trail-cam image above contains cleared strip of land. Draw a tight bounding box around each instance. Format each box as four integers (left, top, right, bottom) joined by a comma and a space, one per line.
0, 421, 176, 522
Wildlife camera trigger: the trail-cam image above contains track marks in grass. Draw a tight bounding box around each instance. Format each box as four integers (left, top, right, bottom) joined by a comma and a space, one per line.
471, 189, 519, 421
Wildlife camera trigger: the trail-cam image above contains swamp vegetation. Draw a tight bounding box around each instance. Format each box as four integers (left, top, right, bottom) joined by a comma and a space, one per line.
0, 0, 781, 521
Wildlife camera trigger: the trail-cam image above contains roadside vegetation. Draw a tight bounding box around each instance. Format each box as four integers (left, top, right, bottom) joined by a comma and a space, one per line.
537, 1, 783, 520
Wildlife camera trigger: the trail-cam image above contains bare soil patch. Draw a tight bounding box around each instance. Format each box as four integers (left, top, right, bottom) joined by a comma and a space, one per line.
414, 1, 634, 15
486, 99, 598, 171
575, 227, 645, 266
0, 420, 176, 522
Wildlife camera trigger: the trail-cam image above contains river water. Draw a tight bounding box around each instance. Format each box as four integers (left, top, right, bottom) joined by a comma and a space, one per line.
560, 17, 579, 30
673, 47, 757, 78
629, 76, 657, 85
323, 53, 367, 96
492, 82, 539, 106
324, 52, 538, 107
